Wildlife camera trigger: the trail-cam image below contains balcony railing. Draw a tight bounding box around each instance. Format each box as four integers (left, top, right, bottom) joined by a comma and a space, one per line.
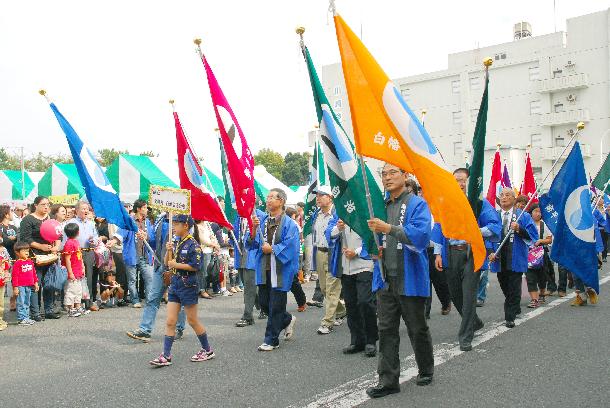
537, 73, 589, 93
539, 109, 590, 127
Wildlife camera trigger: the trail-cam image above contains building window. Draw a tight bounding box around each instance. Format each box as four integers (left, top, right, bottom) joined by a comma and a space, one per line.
453, 142, 463, 156
469, 77, 480, 91
552, 69, 563, 78
554, 103, 564, 113
452, 111, 462, 125
334, 99, 342, 109
555, 135, 565, 147
470, 109, 479, 122
532, 166, 542, 179
333, 86, 341, 96
528, 66, 540, 81
451, 80, 460, 94
494, 53, 507, 61
530, 100, 541, 115
400, 87, 410, 100
531, 133, 543, 147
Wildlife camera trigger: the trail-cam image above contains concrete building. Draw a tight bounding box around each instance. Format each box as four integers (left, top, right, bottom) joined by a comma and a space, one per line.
320, 8, 610, 191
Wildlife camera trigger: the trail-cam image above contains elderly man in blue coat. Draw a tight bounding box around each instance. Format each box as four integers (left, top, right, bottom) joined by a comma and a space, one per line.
489, 187, 538, 328
365, 163, 435, 399
247, 188, 300, 352
432, 168, 502, 352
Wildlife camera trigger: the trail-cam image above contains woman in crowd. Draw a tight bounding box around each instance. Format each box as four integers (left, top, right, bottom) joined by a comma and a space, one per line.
50, 204, 67, 224
1, 205, 19, 311
196, 219, 219, 299
526, 204, 553, 308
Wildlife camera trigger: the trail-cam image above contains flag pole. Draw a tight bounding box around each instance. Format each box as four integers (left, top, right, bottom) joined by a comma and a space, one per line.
493, 121, 586, 257
592, 178, 610, 210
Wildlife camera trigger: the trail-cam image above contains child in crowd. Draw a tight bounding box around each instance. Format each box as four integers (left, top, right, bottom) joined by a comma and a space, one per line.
99, 270, 124, 307
0, 239, 11, 330
63, 223, 85, 317
11, 241, 38, 326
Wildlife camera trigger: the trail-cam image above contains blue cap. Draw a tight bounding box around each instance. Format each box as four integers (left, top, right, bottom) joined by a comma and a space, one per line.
173, 214, 194, 227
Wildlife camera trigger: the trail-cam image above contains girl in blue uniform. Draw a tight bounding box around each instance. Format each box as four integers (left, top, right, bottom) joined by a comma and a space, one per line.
150, 214, 215, 367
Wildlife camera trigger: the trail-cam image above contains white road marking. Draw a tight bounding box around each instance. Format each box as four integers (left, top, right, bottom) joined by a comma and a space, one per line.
294, 273, 610, 408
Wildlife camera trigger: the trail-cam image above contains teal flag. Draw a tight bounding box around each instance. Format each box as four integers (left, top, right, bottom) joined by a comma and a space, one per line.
467, 70, 489, 214
592, 152, 610, 194
219, 142, 238, 223
302, 140, 323, 238
301, 45, 385, 253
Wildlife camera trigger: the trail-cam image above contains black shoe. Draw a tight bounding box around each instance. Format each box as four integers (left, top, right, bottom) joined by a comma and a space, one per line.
44, 312, 61, 319
474, 320, 484, 332
364, 344, 377, 357
126, 329, 151, 342
175, 329, 184, 340
342, 344, 365, 355
460, 344, 472, 352
505, 321, 515, 328
476, 299, 485, 307
258, 311, 268, 320
31, 315, 43, 322
116, 301, 127, 307
235, 319, 254, 327
306, 300, 323, 308
416, 374, 433, 386
366, 384, 400, 399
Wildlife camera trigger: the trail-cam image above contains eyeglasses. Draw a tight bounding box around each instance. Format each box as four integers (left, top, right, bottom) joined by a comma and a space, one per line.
266, 195, 281, 201
37, 202, 50, 207
381, 169, 402, 178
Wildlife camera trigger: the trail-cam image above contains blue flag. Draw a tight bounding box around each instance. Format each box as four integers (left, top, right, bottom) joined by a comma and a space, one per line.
539, 142, 598, 293
48, 103, 137, 232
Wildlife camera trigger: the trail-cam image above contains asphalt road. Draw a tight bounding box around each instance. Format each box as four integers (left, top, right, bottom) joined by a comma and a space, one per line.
2, 264, 609, 408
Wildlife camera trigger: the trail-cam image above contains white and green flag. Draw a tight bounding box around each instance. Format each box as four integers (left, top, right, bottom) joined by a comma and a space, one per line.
301, 44, 385, 252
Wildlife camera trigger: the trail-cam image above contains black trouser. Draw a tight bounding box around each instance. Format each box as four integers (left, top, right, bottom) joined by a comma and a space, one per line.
445, 248, 482, 347
112, 252, 128, 301
258, 271, 292, 347
601, 230, 608, 260
556, 265, 571, 293
290, 275, 306, 307
377, 276, 434, 388
526, 267, 547, 292
341, 271, 378, 347
497, 270, 522, 322
425, 248, 451, 316
312, 279, 324, 303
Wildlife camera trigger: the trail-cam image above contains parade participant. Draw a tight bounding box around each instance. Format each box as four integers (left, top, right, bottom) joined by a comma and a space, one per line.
234, 209, 266, 327
11, 241, 38, 325
515, 195, 529, 210
488, 188, 538, 328
329, 219, 378, 357
124, 213, 187, 342
433, 168, 501, 351
247, 188, 299, 351
19, 196, 61, 320
525, 204, 553, 308
150, 214, 214, 367
65, 201, 100, 311
593, 199, 608, 262
365, 163, 435, 398
285, 207, 307, 312
311, 186, 346, 335
425, 225, 452, 318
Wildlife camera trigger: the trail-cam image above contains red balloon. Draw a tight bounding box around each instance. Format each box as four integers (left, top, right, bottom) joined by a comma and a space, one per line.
40, 219, 62, 242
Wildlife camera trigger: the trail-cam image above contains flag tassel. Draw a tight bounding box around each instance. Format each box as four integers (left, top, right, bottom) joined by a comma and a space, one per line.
493, 122, 586, 256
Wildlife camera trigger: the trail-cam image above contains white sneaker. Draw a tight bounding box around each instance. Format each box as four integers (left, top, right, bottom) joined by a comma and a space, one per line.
68, 309, 81, 318
132, 303, 143, 308
258, 343, 279, 351
284, 316, 296, 341
317, 325, 332, 335
18, 319, 34, 326
334, 317, 345, 327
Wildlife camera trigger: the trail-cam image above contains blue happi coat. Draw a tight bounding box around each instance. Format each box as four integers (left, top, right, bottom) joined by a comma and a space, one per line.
432, 199, 502, 271
231, 210, 266, 271
246, 212, 300, 292
327, 224, 372, 278
372, 194, 431, 297
490, 208, 538, 273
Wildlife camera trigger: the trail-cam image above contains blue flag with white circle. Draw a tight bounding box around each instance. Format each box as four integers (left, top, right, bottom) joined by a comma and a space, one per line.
49, 103, 137, 232
539, 142, 598, 293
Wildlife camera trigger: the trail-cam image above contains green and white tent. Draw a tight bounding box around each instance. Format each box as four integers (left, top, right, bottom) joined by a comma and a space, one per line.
0, 170, 35, 201
38, 164, 85, 197
106, 155, 177, 203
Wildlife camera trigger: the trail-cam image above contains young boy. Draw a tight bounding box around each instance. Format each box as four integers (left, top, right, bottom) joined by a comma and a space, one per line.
11, 241, 38, 326
99, 270, 124, 307
63, 223, 85, 317
0, 239, 11, 330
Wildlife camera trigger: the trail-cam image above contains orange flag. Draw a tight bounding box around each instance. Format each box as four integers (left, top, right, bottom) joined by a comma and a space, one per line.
334, 14, 486, 270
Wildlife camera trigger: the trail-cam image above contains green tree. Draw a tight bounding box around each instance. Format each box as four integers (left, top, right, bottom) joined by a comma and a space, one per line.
282, 152, 311, 186
254, 148, 285, 180
25, 152, 73, 172
139, 150, 157, 157
0, 148, 21, 170
97, 148, 129, 167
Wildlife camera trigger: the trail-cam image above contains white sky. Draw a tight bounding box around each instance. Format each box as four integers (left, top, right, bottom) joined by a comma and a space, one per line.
0, 0, 606, 175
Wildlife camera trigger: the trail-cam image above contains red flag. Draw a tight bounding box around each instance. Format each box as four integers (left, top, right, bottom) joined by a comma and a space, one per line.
200, 53, 255, 230
174, 111, 232, 230
486, 150, 502, 208
520, 151, 538, 204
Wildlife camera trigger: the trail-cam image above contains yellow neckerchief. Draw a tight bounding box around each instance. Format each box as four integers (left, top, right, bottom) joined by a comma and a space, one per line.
174, 234, 193, 256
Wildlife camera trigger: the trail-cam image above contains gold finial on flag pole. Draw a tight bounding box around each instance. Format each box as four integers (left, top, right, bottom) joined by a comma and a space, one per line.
328, 0, 337, 16
296, 26, 305, 49
193, 38, 204, 59
577, 121, 585, 130
38, 89, 50, 103
169, 99, 175, 112
483, 57, 492, 80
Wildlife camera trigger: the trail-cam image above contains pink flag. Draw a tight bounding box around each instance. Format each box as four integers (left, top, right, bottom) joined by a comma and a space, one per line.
486, 150, 502, 208
520, 152, 538, 204
200, 54, 255, 229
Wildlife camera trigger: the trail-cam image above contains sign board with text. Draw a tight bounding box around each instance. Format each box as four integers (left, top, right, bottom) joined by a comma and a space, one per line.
148, 185, 191, 215
48, 194, 80, 206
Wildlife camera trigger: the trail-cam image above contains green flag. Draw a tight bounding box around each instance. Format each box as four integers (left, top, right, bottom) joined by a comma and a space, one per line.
219, 142, 238, 223
254, 179, 268, 212
302, 140, 323, 238
467, 70, 489, 214
301, 45, 385, 253
592, 152, 610, 194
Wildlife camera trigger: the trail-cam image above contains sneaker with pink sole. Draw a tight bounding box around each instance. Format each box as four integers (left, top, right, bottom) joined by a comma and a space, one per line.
191, 348, 215, 362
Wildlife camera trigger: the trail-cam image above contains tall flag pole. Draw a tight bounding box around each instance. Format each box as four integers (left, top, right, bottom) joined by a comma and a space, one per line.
297, 26, 385, 255
171, 100, 232, 229
467, 59, 491, 215
39, 90, 136, 231
486, 144, 502, 208
493, 122, 586, 256
194, 38, 255, 230
332, 7, 486, 270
